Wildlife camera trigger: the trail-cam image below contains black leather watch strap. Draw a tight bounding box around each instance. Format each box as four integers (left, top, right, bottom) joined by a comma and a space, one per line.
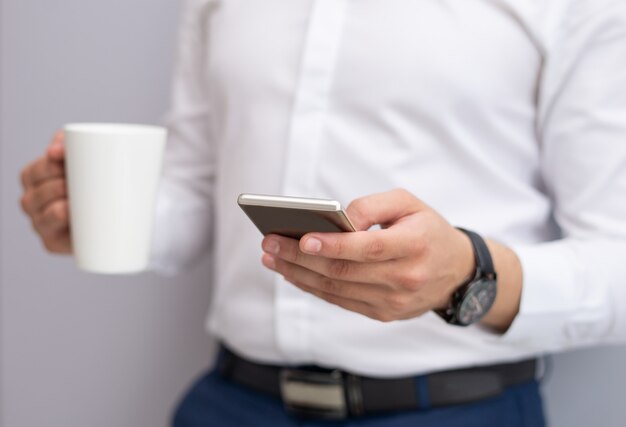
457, 228, 496, 279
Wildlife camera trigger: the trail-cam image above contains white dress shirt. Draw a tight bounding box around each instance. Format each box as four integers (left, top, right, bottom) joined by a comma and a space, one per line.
149, 0, 626, 377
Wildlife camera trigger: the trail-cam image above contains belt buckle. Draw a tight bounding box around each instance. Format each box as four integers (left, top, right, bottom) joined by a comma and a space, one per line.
279, 368, 347, 419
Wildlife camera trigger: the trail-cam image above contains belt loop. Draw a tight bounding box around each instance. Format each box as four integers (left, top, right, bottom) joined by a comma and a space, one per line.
345, 374, 364, 417
415, 375, 431, 409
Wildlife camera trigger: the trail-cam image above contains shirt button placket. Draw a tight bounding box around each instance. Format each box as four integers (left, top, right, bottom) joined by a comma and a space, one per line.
274, 0, 349, 362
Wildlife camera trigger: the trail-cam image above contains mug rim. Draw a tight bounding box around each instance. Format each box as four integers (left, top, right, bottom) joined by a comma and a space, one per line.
64, 123, 166, 136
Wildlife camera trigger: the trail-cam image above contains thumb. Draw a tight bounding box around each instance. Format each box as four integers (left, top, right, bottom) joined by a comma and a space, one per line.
47, 130, 65, 161
346, 188, 425, 231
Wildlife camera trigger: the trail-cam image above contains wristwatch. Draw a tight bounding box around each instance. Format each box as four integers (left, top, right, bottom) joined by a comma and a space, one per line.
435, 228, 497, 326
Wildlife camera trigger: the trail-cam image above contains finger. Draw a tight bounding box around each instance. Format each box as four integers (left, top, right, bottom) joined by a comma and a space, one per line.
263, 255, 383, 320
346, 188, 426, 231
22, 156, 65, 188
263, 235, 395, 285
299, 224, 424, 262
47, 130, 66, 161
262, 253, 389, 304
42, 228, 73, 254
22, 178, 67, 215
33, 199, 70, 235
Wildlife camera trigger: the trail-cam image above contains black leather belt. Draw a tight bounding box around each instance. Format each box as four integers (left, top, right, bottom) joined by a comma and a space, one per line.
217, 346, 537, 419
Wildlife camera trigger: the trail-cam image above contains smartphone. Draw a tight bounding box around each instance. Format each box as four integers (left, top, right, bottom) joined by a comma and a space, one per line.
237, 193, 356, 239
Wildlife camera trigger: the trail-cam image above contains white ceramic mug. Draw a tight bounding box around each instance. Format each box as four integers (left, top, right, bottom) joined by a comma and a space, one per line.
64, 123, 167, 274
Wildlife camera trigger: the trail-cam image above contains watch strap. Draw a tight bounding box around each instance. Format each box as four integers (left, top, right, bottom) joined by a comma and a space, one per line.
457, 227, 496, 279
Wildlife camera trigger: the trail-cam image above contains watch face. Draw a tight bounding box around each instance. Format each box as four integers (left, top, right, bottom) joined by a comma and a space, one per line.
456, 279, 497, 326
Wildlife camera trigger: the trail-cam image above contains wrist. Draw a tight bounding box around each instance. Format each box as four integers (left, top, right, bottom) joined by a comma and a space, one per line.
434, 229, 475, 311
479, 240, 522, 332
435, 228, 498, 326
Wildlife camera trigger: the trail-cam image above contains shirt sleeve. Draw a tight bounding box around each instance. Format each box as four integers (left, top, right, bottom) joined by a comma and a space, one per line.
147, 0, 217, 275
498, 0, 626, 351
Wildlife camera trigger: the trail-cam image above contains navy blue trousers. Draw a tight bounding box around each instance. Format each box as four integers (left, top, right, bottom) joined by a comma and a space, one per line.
172, 368, 545, 427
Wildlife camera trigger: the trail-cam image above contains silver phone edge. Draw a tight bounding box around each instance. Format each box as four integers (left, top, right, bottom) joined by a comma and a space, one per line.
238, 193, 342, 212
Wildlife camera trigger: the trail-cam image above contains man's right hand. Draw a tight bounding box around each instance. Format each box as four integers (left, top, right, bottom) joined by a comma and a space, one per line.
20, 131, 72, 254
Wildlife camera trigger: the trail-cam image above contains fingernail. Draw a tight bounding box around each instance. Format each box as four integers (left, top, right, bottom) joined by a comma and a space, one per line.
302, 237, 322, 253
265, 239, 280, 255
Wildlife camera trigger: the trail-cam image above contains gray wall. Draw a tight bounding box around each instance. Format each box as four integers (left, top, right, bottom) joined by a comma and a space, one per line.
1, 1, 625, 426
1, 1, 215, 427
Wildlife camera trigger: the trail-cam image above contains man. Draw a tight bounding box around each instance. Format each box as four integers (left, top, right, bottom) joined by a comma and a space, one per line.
19, 0, 626, 425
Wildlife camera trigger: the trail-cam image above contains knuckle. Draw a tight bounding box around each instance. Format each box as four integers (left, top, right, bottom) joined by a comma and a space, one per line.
319, 276, 341, 295
51, 203, 67, 221
43, 202, 68, 227
385, 293, 410, 313
397, 270, 425, 292
331, 238, 346, 257
397, 188, 414, 202
363, 239, 385, 261
327, 259, 351, 279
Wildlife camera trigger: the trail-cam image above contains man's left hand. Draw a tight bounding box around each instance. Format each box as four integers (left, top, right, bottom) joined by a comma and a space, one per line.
261, 188, 477, 322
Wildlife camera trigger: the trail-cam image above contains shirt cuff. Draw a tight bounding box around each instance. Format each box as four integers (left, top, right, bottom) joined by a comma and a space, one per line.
146, 187, 177, 276
145, 179, 214, 276
494, 241, 604, 351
